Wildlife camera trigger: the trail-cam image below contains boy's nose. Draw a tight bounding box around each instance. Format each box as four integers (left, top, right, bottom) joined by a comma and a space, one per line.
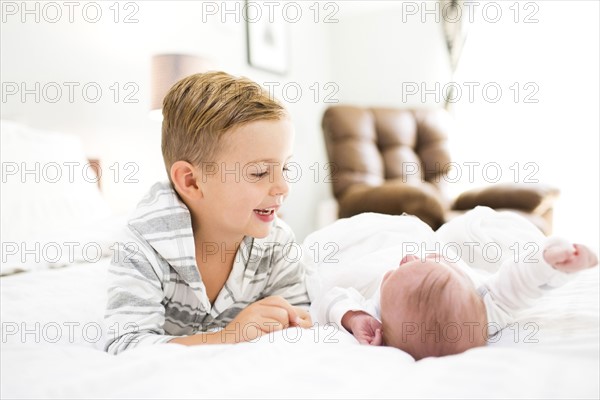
270, 169, 289, 197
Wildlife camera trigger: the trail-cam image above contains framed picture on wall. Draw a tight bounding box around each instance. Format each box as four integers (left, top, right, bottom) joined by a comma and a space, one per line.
245, 1, 288, 75
440, 0, 470, 72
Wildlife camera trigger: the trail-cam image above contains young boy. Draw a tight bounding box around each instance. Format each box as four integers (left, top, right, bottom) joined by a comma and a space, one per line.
104, 72, 311, 355
308, 207, 598, 360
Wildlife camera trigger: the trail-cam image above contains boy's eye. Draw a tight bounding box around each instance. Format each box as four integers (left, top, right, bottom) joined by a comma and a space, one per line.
252, 171, 268, 178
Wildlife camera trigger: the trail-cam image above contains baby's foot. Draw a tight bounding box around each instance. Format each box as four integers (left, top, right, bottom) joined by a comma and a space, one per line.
543, 244, 598, 273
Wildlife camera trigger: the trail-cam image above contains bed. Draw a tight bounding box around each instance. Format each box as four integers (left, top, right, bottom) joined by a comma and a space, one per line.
1, 121, 599, 399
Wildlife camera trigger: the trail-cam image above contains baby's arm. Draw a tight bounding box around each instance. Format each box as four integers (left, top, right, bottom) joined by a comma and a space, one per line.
482, 237, 598, 337
543, 242, 598, 272
318, 286, 381, 344
341, 311, 383, 345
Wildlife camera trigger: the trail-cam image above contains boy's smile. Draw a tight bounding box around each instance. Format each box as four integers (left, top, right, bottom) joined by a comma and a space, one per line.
253, 204, 280, 222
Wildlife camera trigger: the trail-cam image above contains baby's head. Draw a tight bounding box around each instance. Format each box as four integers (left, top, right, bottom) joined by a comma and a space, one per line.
380, 254, 488, 360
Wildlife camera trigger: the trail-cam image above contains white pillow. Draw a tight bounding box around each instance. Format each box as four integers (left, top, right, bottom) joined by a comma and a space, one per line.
1, 120, 114, 274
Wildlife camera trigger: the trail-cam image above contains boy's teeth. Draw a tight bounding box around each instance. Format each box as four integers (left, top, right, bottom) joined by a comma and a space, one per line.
255, 209, 273, 215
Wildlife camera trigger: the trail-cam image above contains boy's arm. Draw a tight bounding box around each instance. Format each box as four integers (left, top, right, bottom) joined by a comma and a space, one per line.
103, 241, 177, 355
105, 235, 284, 350
261, 222, 311, 309
263, 257, 311, 309
170, 295, 308, 345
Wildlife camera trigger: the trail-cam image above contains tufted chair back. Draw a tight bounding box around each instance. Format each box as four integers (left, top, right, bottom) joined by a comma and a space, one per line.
323, 106, 453, 198
322, 105, 559, 233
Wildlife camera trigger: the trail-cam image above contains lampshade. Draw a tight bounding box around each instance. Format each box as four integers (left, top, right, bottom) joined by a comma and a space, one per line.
150, 54, 211, 112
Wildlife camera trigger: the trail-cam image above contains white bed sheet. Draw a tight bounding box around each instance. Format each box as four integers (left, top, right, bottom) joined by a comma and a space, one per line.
1, 257, 599, 399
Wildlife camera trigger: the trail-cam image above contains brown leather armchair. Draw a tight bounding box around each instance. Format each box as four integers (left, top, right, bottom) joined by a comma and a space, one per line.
322, 105, 559, 234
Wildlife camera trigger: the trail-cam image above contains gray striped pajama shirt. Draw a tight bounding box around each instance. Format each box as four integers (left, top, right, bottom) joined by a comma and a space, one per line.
103, 182, 310, 355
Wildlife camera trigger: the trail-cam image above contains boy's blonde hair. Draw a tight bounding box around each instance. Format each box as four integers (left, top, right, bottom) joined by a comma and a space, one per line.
382, 266, 488, 360
161, 71, 286, 178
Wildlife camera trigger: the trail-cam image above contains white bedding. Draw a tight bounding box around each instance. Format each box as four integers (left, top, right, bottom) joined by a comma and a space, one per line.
3, 117, 597, 398
1, 253, 599, 399
0, 120, 120, 276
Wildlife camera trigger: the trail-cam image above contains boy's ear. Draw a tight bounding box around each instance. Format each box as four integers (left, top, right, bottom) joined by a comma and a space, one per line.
170, 161, 203, 200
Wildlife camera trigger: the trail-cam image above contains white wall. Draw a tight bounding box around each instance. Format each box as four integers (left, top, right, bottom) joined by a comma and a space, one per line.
329, 1, 452, 107
3, 1, 596, 245
449, 1, 599, 246
0, 1, 336, 240
326, 1, 599, 247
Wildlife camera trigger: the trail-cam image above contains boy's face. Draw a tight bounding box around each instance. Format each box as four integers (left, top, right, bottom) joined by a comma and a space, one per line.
195, 117, 294, 241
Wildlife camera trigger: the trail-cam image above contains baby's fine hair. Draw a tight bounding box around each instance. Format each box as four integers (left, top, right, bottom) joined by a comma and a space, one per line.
382, 268, 488, 360
161, 71, 286, 179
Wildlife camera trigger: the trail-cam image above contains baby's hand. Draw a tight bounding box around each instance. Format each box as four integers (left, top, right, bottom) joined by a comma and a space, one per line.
543, 243, 598, 273
341, 311, 383, 346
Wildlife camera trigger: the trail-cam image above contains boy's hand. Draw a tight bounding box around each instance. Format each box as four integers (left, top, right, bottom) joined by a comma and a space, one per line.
221, 296, 309, 343
341, 310, 383, 346
292, 306, 313, 328
544, 243, 599, 273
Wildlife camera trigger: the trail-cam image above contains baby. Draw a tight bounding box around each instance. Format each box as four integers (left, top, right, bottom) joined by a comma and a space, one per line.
309, 207, 598, 360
